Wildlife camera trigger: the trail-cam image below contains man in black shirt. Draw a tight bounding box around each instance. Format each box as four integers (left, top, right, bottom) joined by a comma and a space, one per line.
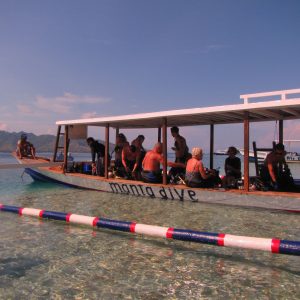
87, 137, 106, 176
223, 146, 241, 188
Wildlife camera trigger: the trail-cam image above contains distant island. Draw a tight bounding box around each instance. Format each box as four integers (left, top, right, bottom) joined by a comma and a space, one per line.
0, 131, 113, 153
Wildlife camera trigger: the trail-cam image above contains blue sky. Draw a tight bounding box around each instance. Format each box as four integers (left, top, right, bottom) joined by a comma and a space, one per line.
1, 1, 300, 150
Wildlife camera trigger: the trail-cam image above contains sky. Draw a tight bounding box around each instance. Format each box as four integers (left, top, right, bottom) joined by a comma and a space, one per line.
1, 0, 300, 151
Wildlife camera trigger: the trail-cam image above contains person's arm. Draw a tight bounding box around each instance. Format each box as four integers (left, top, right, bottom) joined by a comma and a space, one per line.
224, 158, 229, 174
198, 161, 210, 180
282, 151, 287, 166
267, 162, 277, 183
237, 158, 241, 172
90, 145, 96, 163
131, 152, 139, 172
142, 153, 146, 169
29, 143, 36, 159
17, 141, 23, 158
122, 147, 130, 171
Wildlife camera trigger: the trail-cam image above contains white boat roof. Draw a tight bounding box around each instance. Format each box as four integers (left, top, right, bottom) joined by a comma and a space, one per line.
56, 88, 300, 129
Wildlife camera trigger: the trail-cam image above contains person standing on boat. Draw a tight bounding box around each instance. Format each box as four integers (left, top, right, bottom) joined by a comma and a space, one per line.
169, 126, 190, 180
222, 146, 241, 188
141, 142, 184, 183
185, 147, 220, 188
86, 137, 107, 176
260, 143, 293, 190
16, 133, 36, 159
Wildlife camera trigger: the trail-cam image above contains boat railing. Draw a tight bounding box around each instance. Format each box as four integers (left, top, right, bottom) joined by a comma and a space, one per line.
240, 88, 300, 104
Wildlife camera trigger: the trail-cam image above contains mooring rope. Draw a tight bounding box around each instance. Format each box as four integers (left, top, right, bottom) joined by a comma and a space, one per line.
0, 204, 299, 256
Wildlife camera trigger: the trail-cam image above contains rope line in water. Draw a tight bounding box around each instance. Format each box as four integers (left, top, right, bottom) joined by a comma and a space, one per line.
0, 204, 299, 256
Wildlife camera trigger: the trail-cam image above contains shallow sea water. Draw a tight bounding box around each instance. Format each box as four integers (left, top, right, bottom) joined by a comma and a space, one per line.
0, 153, 299, 299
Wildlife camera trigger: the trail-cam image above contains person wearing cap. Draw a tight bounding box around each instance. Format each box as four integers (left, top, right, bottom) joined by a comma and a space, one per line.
185, 147, 219, 188
222, 146, 241, 188
16, 134, 36, 159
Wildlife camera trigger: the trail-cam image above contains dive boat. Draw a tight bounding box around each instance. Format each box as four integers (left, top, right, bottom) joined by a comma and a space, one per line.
213, 149, 228, 155
286, 152, 300, 162
12, 88, 300, 213
282, 140, 300, 163
238, 149, 268, 162
239, 146, 300, 163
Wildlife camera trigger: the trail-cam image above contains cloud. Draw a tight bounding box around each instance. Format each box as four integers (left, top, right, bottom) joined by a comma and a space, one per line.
35, 92, 111, 114
35, 95, 71, 114
17, 104, 33, 114
184, 44, 230, 54
0, 122, 8, 130
80, 112, 99, 119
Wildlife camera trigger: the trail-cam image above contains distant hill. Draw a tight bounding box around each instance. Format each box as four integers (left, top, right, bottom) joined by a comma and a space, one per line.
0, 131, 114, 153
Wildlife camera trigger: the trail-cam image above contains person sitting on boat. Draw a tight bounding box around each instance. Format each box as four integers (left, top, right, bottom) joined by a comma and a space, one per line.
122, 144, 141, 180
86, 137, 107, 176
57, 151, 64, 161
131, 134, 146, 168
169, 126, 190, 179
222, 146, 241, 188
16, 133, 36, 159
114, 133, 129, 177
67, 152, 74, 162
260, 143, 294, 191
185, 147, 221, 188
131, 135, 146, 155
141, 142, 184, 183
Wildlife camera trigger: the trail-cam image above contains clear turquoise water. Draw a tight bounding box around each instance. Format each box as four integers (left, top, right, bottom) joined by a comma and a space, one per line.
0, 153, 299, 299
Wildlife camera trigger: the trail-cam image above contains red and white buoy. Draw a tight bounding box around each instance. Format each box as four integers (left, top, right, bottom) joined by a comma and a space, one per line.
1, 204, 299, 256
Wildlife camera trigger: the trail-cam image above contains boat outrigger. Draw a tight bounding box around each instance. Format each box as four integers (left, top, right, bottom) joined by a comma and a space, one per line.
12, 88, 300, 213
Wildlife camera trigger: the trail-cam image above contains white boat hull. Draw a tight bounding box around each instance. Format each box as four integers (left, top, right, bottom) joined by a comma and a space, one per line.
24, 167, 300, 213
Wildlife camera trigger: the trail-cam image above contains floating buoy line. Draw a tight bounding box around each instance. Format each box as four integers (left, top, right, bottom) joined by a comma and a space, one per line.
0, 204, 299, 256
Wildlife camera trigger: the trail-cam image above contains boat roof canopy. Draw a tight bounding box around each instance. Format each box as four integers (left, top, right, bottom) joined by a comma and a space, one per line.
56, 89, 300, 129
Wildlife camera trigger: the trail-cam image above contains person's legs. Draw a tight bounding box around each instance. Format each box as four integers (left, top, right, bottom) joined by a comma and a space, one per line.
141, 171, 162, 183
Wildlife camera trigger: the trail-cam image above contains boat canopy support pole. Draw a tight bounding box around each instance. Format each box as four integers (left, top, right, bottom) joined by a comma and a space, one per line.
63, 125, 69, 172
279, 120, 283, 144
158, 127, 161, 142
115, 127, 119, 159
244, 112, 249, 191
210, 124, 214, 169
105, 124, 110, 179
278, 120, 284, 172
53, 125, 61, 162
115, 127, 119, 145
162, 118, 168, 185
